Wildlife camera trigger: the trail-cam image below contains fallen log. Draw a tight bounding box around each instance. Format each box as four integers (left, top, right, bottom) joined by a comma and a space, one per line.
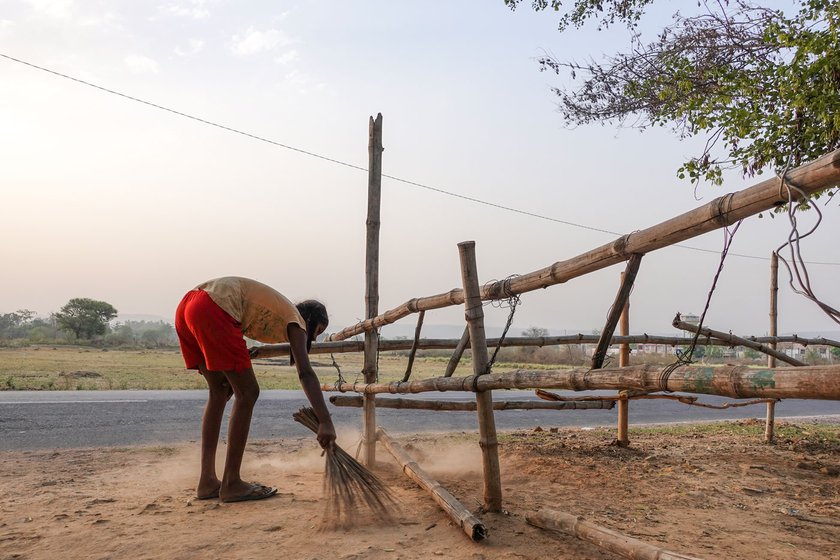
321, 364, 840, 400
527, 508, 703, 560
329, 395, 614, 410
376, 427, 487, 542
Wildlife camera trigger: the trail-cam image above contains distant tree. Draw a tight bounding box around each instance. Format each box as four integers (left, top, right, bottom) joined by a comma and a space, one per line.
521, 326, 550, 338
0, 309, 35, 339
705, 345, 725, 359
140, 322, 176, 347
54, 298, 118, 339
25, 317, 61, 343
832, 347, 840, 360
743, 348, 761, 360
506, 0, 840, 197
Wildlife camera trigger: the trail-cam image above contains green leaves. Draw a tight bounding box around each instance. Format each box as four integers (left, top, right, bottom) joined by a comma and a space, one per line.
520, 0, 840, 196
54, 298, 118, 340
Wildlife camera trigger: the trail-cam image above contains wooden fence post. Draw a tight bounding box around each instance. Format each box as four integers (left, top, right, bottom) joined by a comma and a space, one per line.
458, 241, 502, 512
617, 270, 631, 447
363, 113, 383, 466
766, 251, 779, 443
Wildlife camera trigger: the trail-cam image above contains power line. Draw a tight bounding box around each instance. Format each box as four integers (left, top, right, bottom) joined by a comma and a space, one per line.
2, 52, 838, 266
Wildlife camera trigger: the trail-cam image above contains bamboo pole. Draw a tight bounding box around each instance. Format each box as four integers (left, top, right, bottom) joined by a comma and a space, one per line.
769, 252, 779, 369
673, 314, 806, 367
329, 395, 614, 410
401, 310, 425, 382
253, 333, 840, 358
592, 255, 643, 369
536, 388, 777, 408
443, 326, 470, 377
330, 148, 840, 341
527, 508, 703, 560
766, 251, 779, 443
617, 270, 632, 447
752, 335, 840, 348
377, 428, 487, 542
458, 241, 502, 513
321, 364, 840, 400
363, 113, 383, 467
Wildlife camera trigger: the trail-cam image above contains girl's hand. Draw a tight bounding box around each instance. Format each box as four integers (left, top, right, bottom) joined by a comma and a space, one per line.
317, 421, 337, 449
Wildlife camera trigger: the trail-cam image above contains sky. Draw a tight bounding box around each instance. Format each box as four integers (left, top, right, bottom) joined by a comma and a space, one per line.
1, 0, 838, 338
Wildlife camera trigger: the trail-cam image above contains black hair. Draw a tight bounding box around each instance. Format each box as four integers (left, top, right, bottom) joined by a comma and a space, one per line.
295, 299, 329, 356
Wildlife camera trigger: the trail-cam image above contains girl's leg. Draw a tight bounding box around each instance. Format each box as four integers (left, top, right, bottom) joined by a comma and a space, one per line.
196, 366, 232, 498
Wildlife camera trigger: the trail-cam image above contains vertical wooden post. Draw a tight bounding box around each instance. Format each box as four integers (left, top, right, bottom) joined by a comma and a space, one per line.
363, 113, 383, 466
458, 241, 502, 513
766, 251, 779, 443
617, 271, 631, 447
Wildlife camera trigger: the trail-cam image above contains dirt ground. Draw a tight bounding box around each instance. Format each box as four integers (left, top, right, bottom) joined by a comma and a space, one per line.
1, 419, 839, 560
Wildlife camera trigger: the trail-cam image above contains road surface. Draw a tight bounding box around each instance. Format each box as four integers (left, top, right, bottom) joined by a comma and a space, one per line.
1, 390, 837, 451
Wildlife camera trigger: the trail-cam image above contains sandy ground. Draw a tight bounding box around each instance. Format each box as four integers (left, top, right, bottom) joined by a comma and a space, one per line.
1, 420, 839, 560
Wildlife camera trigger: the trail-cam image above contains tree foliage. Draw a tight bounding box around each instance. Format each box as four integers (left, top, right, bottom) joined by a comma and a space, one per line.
507, 0, 840, 195
54, 298, 118, 339
505, 0, 654, 31
0, 310, 36, 338
521, 326, 550, 337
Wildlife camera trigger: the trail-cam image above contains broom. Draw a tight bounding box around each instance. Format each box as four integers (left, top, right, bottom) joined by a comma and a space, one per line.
293, 407, 398, 529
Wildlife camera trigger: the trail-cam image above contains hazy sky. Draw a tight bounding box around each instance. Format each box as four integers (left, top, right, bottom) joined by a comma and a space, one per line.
2, 0, 838, 337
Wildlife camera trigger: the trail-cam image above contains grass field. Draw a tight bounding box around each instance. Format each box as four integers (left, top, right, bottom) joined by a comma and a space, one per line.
0, 346, 527, 390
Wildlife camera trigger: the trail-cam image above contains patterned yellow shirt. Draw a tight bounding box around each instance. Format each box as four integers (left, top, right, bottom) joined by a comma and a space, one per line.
195, 277, 306, 343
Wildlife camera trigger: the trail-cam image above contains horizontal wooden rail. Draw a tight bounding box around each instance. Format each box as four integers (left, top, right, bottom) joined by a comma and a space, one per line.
321, 363, 840, 400
329, 395, 614, 410
329, 148, 840, 341
252, 333, 839, 358
748, 335, 840, 348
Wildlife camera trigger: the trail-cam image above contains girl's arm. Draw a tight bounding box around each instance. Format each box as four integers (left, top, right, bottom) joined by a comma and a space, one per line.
287, 323, 336, 448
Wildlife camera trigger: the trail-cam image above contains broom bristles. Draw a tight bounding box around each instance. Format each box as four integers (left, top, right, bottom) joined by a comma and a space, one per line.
293, 407, 399, 529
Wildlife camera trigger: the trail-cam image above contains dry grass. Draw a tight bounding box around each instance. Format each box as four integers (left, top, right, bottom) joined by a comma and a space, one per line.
0, 346, 526, 390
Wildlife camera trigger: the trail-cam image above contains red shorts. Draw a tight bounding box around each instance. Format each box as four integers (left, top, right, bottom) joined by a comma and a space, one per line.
175, 289, 252, 372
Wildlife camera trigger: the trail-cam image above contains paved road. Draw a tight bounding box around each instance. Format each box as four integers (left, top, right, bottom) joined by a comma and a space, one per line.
0, 390, 837, 451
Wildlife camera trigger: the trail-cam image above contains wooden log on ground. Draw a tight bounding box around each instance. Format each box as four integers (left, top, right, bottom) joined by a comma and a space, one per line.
673, 314, 806, 367
377, 427, 487, 542
527, 508, 703, 560
458, 240, 502, 513
321, 363, 840, 400
329, 395, 614, 410
329, 148, 840, 341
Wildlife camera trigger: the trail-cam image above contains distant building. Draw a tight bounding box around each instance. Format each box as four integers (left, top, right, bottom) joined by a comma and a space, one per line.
682, 314, 700, 326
